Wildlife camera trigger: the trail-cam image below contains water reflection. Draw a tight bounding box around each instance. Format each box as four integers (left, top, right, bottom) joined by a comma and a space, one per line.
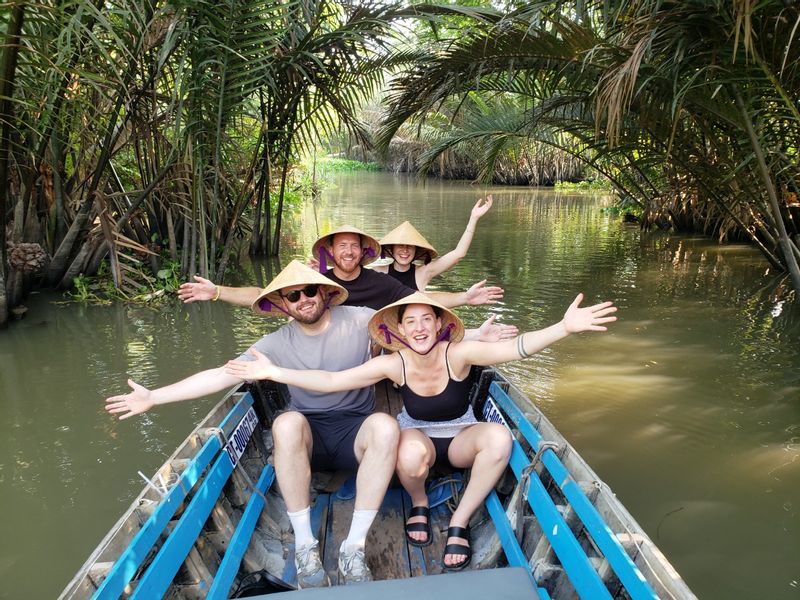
0, 172, 798, 599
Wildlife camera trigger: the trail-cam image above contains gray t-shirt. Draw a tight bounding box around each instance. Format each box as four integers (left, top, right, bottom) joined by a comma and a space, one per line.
242, 305, 375, 415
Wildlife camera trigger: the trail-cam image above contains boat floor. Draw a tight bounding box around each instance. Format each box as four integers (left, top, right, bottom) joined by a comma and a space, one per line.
280, 381, 474, 586
284, 485, 464, 585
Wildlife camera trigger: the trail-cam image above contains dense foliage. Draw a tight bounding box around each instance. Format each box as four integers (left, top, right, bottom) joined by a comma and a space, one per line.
377, 0, 800, 292
0, 0, 406, 321
1, 0, 798, 325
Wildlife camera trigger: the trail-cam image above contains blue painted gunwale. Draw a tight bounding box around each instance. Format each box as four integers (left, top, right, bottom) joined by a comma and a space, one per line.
487, 380, 658, 599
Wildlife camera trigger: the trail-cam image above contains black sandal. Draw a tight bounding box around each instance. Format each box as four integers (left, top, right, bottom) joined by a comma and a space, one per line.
442, 525, 471, 571
405, 506, 432, 547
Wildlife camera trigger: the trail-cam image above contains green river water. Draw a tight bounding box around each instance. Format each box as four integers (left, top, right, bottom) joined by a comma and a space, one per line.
0, 172, 798, 599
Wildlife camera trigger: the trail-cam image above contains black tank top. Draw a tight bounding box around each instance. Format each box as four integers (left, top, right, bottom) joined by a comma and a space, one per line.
388, 263, 418, 290
398, 344, 472, 421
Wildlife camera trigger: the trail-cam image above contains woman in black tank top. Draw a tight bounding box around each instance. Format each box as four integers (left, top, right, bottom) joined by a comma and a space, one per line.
372, 196, 494, 291
225, 291, 617, 572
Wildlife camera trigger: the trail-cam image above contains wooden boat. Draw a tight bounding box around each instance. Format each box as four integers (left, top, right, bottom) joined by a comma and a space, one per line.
60, 368, 696, 599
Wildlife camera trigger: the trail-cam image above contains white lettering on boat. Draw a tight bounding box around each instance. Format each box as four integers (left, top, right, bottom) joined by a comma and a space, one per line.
483, 396, 511, 431
224, 407, 259, 468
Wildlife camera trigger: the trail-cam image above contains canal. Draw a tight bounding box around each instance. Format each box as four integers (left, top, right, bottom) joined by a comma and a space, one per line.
0, 172, 797, 599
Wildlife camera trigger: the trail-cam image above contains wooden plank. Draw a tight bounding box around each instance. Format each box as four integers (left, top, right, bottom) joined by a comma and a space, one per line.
401, 488, 455, 577
207, 465, 276, 599
385, 380, 404, 415
321, 488, 416, 583
91, 436, 223, 599
374, 379, 391, 415
128, 399, 260, 599
490, 383, 657, 600
366, 488, 412, 581
129, 450, 236, 599
324, 492, 356, 584
374, 379, 404, 417
266, 567, 540, 600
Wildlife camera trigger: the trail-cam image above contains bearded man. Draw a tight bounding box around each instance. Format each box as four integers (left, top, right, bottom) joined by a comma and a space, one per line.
107, 262, 395, 587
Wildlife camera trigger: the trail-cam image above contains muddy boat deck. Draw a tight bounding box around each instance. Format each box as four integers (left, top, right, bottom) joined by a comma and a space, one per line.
280, 379, 470, 586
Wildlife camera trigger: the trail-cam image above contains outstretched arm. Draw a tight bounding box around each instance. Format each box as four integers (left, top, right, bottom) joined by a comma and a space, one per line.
463, 314, 519, 342
417, 195, 492, 289
177, 275, 260, 307
224, 350, 399, 391
427, 279, 504, 308
105, 367, 242, 420
455, 294, 617, 366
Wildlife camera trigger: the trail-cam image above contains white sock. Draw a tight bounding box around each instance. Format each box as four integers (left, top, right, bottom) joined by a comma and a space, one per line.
343, 509, 378, 551
287, 506, 315, 548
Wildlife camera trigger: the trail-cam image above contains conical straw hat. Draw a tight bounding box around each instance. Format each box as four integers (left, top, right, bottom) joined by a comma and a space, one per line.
367, 292, 464, 351
311, 226, 381, 268
252, 260, 347, 317
379, 221, 438, 261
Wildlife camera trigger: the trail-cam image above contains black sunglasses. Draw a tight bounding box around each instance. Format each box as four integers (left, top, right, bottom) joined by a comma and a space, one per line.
280, 284, 320, 303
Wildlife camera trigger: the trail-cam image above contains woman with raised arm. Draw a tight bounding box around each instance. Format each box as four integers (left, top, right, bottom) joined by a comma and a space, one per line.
225, 291, 617, 572
373, 196, 493, 290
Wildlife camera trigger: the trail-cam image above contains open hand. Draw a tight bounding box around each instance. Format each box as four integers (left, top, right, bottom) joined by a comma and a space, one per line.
471, 195, 493, 219
477, 314, 519, 342
465, 279, 504, 306
105, 379, 155, 420
224, 348, 277, 381
563, 293, 617, 333
177, 275, 216, 303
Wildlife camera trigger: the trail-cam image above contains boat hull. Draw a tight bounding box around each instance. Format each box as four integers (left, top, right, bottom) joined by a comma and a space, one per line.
60, 369, 695, 599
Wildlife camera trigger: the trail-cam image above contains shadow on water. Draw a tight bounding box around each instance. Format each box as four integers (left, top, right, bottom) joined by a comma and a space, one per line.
1, 172, 798, 599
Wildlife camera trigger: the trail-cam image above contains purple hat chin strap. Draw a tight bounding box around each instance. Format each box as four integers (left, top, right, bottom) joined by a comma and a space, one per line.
377, 322, 455, 355
257, 298, 292, 317
318, 246, 334, 272
323, 290, 339, 309
362, 247, 376, 261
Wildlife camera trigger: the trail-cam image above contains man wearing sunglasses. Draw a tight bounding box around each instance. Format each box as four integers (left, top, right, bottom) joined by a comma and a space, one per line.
107, 261, 398, 588
178, 226, 504, 311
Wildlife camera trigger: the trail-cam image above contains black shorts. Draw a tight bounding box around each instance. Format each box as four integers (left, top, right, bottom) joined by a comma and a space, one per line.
430, 436, 456, 470
304, 411, 370, 471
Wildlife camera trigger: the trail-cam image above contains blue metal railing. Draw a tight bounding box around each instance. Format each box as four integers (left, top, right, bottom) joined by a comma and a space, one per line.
208, 464, 276, 599
489, 382, 657, 600
484, 490, 551, 600
93, 392, 265, 599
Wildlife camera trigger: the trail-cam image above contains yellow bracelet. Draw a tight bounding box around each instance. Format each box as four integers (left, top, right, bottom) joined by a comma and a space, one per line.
212, 285, 221, 301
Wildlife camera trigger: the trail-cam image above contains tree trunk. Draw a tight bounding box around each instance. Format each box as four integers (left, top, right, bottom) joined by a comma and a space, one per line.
0, 267, 7, 327
58, 238, 96, 289
733, 85, 800, 294
166, 206, 177, 261
271, 109, 297, 256
0, 3, 26, 280
262, 150, 272, 254
46, 24, 150, 286
271, 161, 289, 256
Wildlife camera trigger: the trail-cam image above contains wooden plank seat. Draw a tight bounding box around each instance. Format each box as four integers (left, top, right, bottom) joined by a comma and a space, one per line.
92, 392, 275, 600
484, 379, 658, 600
